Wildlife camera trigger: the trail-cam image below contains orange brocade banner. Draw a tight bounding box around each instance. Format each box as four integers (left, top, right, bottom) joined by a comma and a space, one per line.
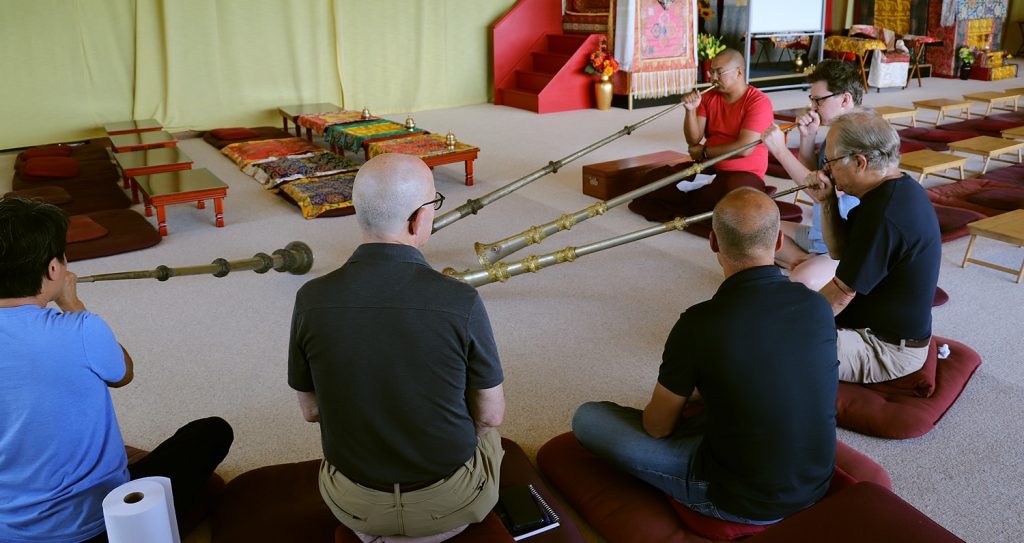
628, 0, 698, 99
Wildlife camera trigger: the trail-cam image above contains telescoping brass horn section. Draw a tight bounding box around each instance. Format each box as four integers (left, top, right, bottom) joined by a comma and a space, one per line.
473, 123, 797, 267
444, 184, 809, 288
431, 84, 720, 234
76, 241, 314, 283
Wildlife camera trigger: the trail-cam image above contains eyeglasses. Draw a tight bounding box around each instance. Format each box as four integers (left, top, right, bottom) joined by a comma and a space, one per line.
821, 153, 855, 179
707, 67, 739, 78
808, 92, 840, 107
407, 191, 445, 222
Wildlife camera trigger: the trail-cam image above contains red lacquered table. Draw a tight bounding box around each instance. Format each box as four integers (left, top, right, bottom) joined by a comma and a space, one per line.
132, 168, 228, 236
110, 130, 177, 153
114, 146, 193, 195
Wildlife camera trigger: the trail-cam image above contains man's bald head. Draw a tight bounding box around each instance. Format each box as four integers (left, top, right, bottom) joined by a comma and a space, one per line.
714, 48, 744, 68
353, 153, 435, 240
711, 187, 780, 265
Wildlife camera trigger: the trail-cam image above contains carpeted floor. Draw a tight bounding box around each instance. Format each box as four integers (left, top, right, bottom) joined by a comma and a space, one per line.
3, 69, 1024, 542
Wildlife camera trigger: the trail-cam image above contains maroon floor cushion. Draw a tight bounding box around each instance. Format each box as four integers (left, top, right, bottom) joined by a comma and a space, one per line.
933, 286, 949, 307
124, 446, 225, 539
927, 178, 1024, 217
5, 180, 131, 216
202, 126, 294, 149
937, 117, 1024, 138
898, 128, 978, 151
977, 163, 1024, 186
836, 336, 982, 439
64, 209, 161, 262
933, 203, 987, 242
744, 482, 964, 543
536, 432, 890, 543
765, 148, 800, 179
14, 138, 112, 170
12, 157, 120, 191
214, 438, 583, 543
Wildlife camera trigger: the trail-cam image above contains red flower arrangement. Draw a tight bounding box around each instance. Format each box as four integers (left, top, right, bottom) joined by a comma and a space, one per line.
585, 41, 619, 78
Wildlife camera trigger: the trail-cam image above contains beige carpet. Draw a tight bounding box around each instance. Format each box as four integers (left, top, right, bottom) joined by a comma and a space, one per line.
4, 69, 1024, 542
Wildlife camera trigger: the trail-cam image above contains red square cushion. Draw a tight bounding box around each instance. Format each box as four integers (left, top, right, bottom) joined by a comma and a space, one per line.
965, 188, 1024, 211
210, 127, 260, 140
21, 145, 73, 160
22, 157, 80, 179
66, 215, 109, 244
933, 204, 985, 234
537, 433, 890, 543
939, 118, 1023, 137
978, 163, 1024, 186
899, 141, 928, 154
4, 186, 73, 205
836, 336, 982, 439
912, 129, 976, 143
927, 178, 1021, 217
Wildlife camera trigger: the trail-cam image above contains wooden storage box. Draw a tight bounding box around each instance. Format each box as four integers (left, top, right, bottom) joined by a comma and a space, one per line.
581, 150, 689, 200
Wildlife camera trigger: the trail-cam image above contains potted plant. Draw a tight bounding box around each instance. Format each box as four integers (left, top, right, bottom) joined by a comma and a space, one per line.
585, 40, 619, 110
697, 33, 727, 81
958, 46, 975, 80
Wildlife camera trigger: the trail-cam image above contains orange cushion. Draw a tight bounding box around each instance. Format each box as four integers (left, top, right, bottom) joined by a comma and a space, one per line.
66, 215, 109, 244
21, 145, 74, 160
210, 127, 260, 140
4, 186, 73, 205
22, 157, 80, 179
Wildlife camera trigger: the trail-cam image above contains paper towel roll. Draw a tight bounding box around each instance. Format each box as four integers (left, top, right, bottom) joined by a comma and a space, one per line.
102, 476, 181, 543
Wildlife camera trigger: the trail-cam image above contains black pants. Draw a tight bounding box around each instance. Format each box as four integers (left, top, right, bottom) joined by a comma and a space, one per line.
84, 417, 233, 542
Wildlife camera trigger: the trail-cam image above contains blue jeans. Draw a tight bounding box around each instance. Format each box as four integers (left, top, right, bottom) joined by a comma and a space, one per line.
571, 401, 779, 525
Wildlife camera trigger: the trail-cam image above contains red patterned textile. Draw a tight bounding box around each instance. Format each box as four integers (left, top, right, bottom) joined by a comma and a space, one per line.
366, 134, 478, 160
296, 111, 378, 136
625, 0, 698, 99
221, 138, 324, 167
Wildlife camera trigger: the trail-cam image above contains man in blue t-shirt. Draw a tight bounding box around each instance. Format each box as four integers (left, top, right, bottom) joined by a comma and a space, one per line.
574, 188, 838, 525
762, 59, 862, 291
0, 197, 233, 542
806, 109, 941, 383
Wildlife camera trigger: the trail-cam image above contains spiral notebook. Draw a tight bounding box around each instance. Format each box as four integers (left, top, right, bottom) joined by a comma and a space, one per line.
495, 484, 561, 540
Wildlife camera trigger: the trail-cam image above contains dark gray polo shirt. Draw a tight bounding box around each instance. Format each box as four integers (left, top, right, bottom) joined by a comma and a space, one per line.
289, 243, 503, 485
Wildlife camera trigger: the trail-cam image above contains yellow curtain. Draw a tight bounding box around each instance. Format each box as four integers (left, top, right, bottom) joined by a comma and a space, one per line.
0, 0, 136, 149
0, 0, 516, 150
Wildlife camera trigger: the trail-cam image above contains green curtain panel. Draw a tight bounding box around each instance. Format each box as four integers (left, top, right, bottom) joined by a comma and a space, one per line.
0, 0, 136, 149
0, 0, 515, 150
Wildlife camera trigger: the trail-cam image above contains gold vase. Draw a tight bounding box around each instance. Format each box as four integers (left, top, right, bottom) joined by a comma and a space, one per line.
595, 75, 613, 111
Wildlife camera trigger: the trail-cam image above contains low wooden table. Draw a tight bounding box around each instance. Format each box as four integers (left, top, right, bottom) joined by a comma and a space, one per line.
366, 134, 480, 186
899, 149, 967, 183
876, 106, 917, 128
946, 136, 1024, 174
132, 168, 228, 236
1005, 87, 1024, 96
963, 91, 1020, 116
1000, 125, 1024, 141
913, 99, 971, 126
114, 147, 194, 199
962, 209, 1024, 283
104, 119, 162, 135
109, 130, 177, 153
277, 103, 342, 138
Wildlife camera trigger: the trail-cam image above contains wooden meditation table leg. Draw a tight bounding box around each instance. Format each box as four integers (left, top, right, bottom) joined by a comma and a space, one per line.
156, 205, 168, 236
197, 199, 206, 209
214, 198, 225, 227
961, 235, 977, 268
465, 160, 474, 186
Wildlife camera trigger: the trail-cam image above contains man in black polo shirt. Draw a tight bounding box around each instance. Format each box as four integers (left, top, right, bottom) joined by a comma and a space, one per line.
573, 187, 837, 525
808, 108, 941, 383
288, 154, 505, 542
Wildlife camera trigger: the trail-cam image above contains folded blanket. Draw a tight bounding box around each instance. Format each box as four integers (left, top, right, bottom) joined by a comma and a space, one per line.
296, 111, 377, 136
324, 120, 423, 153
279, 173, 356, 219
367, 133, 478, 159
221, 138, 325, 167
242, 153, 359, 189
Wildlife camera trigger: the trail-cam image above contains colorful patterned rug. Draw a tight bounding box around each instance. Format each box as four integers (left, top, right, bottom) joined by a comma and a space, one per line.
296, 111, 379, 136
278, 173, 356, 219
221, 138, 324, 167
367, 134, 477, 160
242, 152, 359, 189
323, 120, 423, 153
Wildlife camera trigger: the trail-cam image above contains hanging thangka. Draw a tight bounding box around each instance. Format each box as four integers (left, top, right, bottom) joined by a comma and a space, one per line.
612, 0, 698, 100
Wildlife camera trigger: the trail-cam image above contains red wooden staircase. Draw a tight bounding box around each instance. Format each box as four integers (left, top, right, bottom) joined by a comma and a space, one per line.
492, 0, 603, 114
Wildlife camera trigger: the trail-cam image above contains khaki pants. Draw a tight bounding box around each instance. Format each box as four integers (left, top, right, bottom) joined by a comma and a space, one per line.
319, 430, 503, 538
837, 328, 929, 383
